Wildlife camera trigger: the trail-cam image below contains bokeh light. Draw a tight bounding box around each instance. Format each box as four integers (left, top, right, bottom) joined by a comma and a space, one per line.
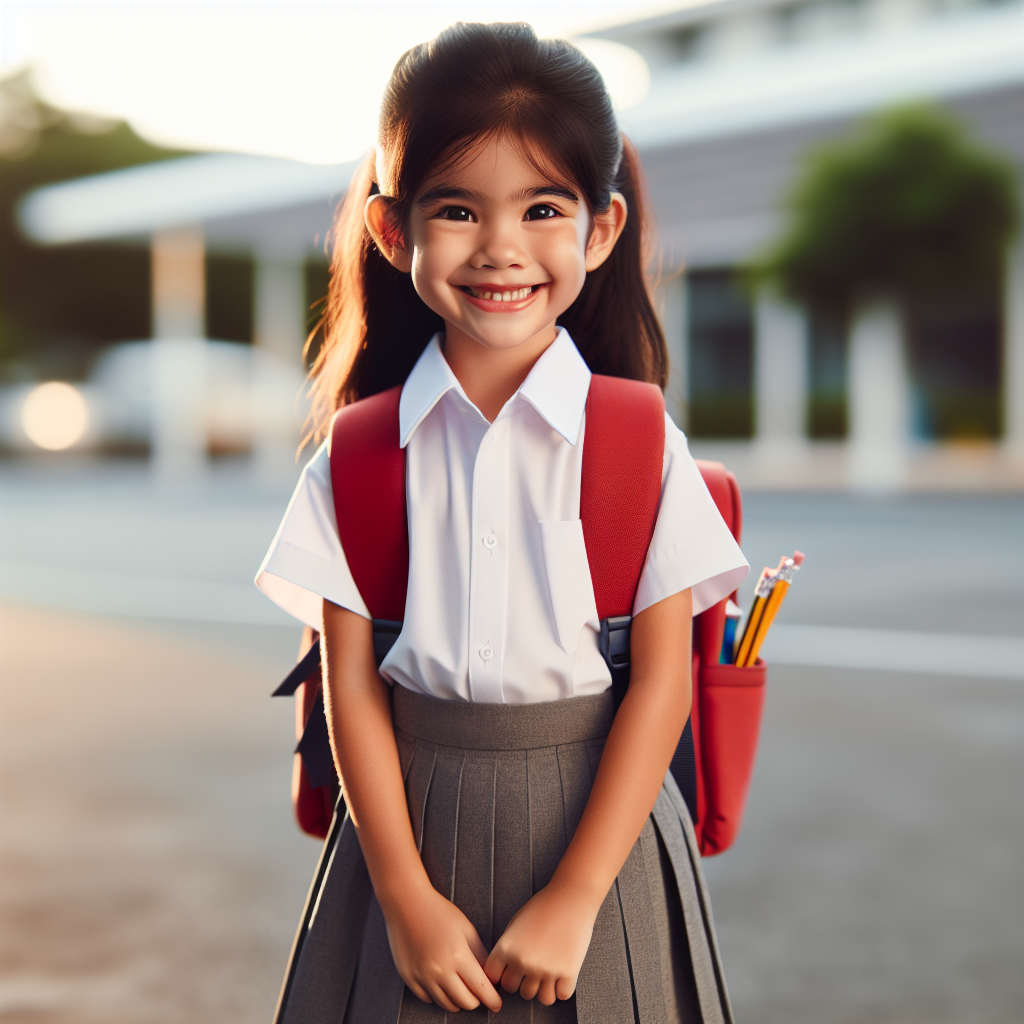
21, 381, 90, 450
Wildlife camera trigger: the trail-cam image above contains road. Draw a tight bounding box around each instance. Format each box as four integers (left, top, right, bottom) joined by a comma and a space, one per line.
1, 459, 1022, 1023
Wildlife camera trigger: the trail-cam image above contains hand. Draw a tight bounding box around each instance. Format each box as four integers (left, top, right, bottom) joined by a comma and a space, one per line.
484, 881, 600, 1005
382, 883, 503, 1013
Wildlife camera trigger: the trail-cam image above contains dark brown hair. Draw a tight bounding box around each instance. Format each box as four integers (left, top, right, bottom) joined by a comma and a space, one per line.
305, 21, 666, 442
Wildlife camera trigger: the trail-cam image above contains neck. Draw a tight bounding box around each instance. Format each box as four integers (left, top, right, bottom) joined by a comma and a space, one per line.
442, 321, 559, 422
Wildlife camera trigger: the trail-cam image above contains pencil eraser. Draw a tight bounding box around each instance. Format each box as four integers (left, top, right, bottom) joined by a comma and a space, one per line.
792, 550, 806, 566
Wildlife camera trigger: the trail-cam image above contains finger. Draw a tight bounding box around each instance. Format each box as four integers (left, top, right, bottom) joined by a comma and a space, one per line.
537, 978, 557, 1006
501, 965, 526, 995
441, 974, 483, 1012
425, 982, 461, 1014
459, 963, 503, 1013
555, 975, 577, 1001
464, 927, 489, 966
483, 949, 506, 985
519, 973, 541, 1002
405, 978, 433, 1004
405, 978, 430, 1003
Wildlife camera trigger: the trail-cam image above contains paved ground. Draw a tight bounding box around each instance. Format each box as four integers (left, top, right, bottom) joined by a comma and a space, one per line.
1, 459, 1022, 1023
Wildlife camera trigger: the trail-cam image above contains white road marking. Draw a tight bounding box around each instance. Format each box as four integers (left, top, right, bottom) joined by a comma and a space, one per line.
763, 623, 1024, 680
2, 561, 1022, 678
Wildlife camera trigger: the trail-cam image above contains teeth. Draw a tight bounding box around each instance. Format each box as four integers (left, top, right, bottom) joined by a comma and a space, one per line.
468, 286, 533, 301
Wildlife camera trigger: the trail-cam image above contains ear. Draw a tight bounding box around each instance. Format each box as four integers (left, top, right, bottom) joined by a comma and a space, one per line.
584, 192, 628, 273
364, 193, 412, 273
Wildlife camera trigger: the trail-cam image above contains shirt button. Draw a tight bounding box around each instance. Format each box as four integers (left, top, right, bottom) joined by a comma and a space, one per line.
479, 645, 494, 662
482, 534, 498, 549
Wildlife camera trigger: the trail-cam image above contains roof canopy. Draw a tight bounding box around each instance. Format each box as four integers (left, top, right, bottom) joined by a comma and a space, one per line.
18, 152, 360, 257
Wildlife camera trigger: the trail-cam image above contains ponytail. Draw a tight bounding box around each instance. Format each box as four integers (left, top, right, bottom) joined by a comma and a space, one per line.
303, 154, 441, 447
559, 138, 667, 388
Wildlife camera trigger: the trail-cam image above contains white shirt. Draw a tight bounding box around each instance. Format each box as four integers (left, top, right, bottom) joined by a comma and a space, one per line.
256, 329, 748, 704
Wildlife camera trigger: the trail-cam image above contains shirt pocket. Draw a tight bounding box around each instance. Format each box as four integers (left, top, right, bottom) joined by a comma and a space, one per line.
539, 520, 599, 655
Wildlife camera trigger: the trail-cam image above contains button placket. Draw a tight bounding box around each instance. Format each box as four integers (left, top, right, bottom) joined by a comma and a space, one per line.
467, 419, 509, 702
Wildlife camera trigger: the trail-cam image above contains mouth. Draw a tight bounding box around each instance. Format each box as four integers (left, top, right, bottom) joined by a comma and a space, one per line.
458, 283, 544, 307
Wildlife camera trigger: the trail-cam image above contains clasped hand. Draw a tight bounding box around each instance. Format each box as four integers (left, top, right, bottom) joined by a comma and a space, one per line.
384, 879, 598, 1012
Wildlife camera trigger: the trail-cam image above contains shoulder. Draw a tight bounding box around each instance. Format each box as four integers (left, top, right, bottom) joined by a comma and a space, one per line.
328, 385, 403, 454
305, 437, 332, 485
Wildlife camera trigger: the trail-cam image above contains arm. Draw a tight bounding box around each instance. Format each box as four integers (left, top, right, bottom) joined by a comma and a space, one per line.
320, 600, 502, 1013
485, 588, 693, 1004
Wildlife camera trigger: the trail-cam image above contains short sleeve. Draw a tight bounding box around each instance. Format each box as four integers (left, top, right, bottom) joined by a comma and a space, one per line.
633, 414, 749, 617
254, 440, 370, 627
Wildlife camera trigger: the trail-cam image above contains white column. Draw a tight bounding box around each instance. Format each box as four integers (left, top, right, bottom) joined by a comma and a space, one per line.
252, 252, 308, 479
254, 258, 306, 363
754, 292, 808, 467
150, 226, 207, 480
1003, 243, 1024, 461
847, 302, 909, 492
659, 273, 688, 430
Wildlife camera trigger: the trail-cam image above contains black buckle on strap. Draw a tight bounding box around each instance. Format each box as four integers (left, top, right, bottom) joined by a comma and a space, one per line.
598, 615, 632, 708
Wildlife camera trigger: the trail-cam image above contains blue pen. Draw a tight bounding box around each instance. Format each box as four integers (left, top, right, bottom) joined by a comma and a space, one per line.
720, 599, 743, 664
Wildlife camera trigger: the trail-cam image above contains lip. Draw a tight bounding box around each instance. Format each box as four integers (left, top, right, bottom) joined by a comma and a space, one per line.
456, 283, 547, 313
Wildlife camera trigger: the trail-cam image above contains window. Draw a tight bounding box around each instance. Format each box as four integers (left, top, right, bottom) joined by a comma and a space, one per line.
686, 268, 754, 438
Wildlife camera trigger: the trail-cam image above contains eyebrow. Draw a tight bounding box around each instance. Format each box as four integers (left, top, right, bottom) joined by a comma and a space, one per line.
416, 183, 580, 207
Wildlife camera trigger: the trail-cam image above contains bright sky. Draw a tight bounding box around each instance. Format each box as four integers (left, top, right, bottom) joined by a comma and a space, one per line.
0, 0, 689, 164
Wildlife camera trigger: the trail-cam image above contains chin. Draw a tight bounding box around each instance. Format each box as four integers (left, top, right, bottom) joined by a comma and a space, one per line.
467, 323, 551, 351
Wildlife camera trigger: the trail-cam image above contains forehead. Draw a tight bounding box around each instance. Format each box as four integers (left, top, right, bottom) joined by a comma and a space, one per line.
419, 133, 574, 197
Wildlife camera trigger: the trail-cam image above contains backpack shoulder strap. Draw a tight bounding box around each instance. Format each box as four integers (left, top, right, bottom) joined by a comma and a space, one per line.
693, 460, 743, 544
581, 374, 665, 620
328, 385, 408, 622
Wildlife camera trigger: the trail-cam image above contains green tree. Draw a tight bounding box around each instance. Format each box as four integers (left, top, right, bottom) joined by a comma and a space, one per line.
755, 105, 1020, 314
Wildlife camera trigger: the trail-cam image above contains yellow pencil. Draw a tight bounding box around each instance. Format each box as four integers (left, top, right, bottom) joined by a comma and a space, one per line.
741, 551, 805, 666
744, 578, 790, 666
734, 567, 777, 667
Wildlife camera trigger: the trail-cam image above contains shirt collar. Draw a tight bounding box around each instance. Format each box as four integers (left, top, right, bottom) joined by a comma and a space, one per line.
399, 327, 592, 448
518, 327, 591, 445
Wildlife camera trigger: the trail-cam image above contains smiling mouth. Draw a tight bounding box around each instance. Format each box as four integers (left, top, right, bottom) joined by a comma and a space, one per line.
460, 284, 542, 302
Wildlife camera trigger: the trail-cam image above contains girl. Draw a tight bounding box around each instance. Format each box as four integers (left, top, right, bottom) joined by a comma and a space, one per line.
257, 21, 748, 1023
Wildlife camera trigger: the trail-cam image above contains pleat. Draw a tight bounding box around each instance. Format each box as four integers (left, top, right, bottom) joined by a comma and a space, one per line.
344, 894, 405, 1024
453, 752, 497, 947
491, 749, 531, 941
406, 746, 438, 852
555, 742, 593, 842
663, 778, 734, 1022
280, 816, 373, 1024
585, 738, 603, 786
419, 749, 466, 901
575, 881, 636, 1024
641, 825, 701, 1022
616, 820, 668, 1023
527, 746, 566, 893
651, 784, 731, 1024
398, 728, 416, 780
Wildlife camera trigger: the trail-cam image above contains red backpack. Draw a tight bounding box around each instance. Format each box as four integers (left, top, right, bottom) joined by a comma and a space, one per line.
274, 376, 766, 857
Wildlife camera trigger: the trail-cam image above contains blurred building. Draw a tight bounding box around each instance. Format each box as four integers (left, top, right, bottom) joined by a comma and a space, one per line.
14, 0, 1024, 489
16, 155, 355, 476
589, 0, 1024, 489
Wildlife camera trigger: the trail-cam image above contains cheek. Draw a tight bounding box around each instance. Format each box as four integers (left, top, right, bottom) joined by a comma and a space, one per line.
547, 233, 588, 294
410, 232, 456, 298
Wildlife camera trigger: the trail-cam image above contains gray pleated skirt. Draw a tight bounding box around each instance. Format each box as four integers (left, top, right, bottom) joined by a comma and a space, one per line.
275, 686, 734, 1024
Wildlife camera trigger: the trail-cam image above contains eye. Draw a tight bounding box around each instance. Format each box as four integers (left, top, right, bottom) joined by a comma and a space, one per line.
437, 206, 474, 221
525, 204, 561, 221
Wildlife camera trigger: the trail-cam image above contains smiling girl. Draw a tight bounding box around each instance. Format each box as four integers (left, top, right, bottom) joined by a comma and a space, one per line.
257, 21, 747, 1024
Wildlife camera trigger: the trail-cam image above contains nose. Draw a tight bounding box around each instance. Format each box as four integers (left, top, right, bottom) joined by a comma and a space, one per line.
470, 215, 527, 271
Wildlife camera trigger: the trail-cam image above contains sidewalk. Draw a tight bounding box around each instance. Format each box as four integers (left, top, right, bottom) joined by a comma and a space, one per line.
689, 439, 1024, 491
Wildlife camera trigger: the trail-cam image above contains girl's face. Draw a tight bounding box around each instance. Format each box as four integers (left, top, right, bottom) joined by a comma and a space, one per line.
366, 135, 626, 355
